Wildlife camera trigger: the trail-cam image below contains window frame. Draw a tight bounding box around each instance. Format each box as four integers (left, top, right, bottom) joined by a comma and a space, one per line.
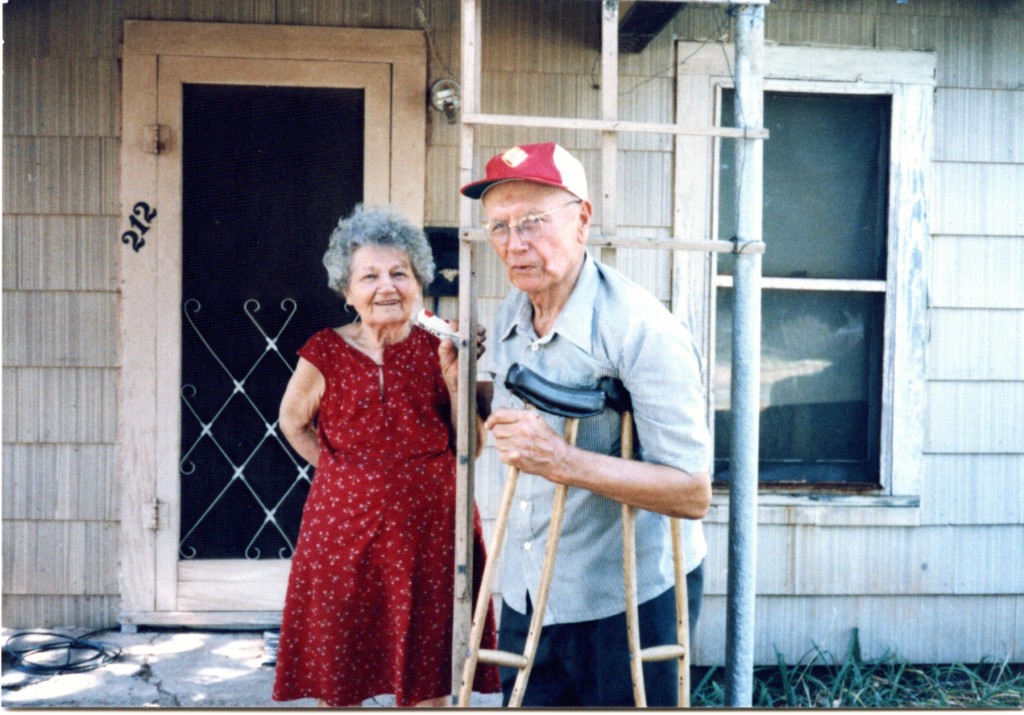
674, 43, 935, 507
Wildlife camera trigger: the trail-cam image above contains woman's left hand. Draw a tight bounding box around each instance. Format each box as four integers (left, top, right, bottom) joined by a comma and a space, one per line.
438, 319, 486, 393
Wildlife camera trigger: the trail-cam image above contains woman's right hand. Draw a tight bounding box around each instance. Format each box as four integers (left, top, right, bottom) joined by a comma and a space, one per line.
438, 321, 487, 394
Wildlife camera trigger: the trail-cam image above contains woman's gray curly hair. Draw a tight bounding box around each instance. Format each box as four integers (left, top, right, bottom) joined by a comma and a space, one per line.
323, 204, 435, 296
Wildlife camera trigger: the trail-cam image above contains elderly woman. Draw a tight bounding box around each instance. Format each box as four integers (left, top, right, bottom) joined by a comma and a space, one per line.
271, 205, 500, 708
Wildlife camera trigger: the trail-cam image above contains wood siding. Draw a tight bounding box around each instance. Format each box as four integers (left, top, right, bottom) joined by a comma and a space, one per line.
3, 0, 1022, 664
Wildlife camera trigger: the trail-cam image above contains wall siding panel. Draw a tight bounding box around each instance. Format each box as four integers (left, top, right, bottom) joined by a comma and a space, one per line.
2, 444, 119, 522
2, 1, 120, 58
877, 17, 1024, 89
926, 382, 1024, 453
927, 309, 1024, 380
120, 0, 277, 23
0, 596, 121, 631
2, 368, 118, 444
934, 89, 1024, 163
2, 57, 119, 137
792, 526, 941, 595
931, 162, 1024, 236
765, 10, 876, 48
3, 291, 118, 368
273, 0, 415, 28
694, 595, 1021, 666
3, 137, 120, 215
424, 144, 460, 227
930, 236, 1024, 309
2, 520, 119, 596
922, 454, 1024, 526
3, 216, 120, 291
953, 525, 1024, 594
702, 521, 797, 596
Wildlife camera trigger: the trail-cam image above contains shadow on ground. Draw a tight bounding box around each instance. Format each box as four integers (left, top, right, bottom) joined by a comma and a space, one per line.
1, 628, 502, 709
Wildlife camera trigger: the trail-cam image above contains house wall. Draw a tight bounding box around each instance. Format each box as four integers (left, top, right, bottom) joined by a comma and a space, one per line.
3, 0, 1022, 664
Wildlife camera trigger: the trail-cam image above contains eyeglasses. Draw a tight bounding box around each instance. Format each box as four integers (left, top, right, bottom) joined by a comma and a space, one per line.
484, 199, 582, 243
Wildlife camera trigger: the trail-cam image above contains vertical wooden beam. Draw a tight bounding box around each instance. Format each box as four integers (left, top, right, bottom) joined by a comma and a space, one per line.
452, 0, 483, 698
118, 49, 160, 622
600, 0, 619, 267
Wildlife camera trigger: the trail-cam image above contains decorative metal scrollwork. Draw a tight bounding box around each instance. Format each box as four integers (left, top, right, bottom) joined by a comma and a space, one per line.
178, 298, 312, 560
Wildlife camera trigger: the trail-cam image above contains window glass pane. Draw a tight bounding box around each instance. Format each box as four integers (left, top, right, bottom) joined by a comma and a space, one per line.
718, 91, 890, 280
714, 289, 884, 485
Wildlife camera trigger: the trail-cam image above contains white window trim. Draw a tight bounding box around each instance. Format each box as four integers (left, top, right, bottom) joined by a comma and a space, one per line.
674, 43, 935, 521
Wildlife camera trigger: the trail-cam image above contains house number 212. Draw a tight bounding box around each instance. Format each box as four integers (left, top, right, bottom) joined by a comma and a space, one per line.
121, 201, 157, 252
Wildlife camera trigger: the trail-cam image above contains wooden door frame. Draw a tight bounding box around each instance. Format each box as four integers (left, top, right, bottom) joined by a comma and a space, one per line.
119, 21, 425, 628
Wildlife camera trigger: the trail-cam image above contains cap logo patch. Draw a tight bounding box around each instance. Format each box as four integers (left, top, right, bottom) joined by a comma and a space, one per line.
501, 147, 529, 167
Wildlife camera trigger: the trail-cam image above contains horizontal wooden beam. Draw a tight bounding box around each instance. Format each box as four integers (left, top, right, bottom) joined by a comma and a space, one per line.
626, 0, 769, 4
462, 112, 768, 140
119, 610, 283, 629
716, 275, 887, 292
461, 229, 765, 254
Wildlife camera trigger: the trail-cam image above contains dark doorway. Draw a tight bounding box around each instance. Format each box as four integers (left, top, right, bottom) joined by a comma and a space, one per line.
179, 84, 363, 559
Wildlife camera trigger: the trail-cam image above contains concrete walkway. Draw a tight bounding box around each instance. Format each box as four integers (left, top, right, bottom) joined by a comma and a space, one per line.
1, 628, 503, 709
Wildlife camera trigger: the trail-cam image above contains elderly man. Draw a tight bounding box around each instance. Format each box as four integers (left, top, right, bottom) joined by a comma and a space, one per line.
461, 142, 712, 707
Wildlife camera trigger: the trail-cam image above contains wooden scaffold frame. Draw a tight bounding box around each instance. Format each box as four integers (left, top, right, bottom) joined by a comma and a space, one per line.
451, 0, 768, 705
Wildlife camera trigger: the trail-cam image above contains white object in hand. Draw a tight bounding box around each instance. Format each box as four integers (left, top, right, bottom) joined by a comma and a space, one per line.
416, 309, 458, 341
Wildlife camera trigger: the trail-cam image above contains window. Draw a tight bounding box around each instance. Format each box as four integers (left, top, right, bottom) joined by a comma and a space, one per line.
714, 91, 889, 487
675, 44, 935, 498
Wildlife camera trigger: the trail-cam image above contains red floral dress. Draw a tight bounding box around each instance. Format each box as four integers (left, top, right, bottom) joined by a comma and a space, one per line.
272, 327, 500, 707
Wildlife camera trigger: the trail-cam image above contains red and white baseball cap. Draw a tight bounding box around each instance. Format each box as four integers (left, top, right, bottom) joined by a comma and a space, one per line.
460, 142, 589, 202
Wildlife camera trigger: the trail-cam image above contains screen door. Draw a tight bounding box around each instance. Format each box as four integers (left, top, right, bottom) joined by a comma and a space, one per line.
154, 56, 392, 614
178, 83, 363, 561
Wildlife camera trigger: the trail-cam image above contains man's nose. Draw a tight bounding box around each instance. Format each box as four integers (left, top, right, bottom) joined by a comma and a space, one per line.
506, 227, 530, 251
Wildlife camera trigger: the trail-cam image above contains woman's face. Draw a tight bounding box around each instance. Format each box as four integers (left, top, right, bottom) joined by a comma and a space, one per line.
343, 245, 420, 330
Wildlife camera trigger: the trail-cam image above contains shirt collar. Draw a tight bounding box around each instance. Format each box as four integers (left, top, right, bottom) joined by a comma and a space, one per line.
497, 253, 598, 354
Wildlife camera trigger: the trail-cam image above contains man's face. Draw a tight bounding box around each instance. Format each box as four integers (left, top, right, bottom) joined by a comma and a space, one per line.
482, 181, 591, 299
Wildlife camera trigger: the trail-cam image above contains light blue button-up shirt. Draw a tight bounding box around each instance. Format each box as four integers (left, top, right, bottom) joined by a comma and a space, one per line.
484, 253, 712, 624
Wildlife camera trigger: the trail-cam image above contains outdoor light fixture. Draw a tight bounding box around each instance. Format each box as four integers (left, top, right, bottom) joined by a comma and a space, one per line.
430, 79, 461, 124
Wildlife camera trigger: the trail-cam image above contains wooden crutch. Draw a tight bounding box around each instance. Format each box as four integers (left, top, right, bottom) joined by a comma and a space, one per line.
618, 404, 691, 707
458, 364, 609, 708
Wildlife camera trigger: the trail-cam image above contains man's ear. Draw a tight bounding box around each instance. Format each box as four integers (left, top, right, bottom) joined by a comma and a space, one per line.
576, 200, 593, 244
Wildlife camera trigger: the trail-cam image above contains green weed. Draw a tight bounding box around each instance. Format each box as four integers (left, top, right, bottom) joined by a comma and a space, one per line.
691, 629, 1023, 708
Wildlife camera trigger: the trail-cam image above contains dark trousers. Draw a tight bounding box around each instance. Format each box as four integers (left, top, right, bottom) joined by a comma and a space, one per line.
498, 561, 704, 707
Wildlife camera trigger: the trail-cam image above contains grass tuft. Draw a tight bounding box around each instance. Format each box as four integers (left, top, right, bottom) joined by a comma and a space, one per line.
692, 630, 1023, 708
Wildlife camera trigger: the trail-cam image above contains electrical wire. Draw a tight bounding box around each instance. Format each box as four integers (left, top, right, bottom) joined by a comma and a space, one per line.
415, 0, 457, 80
3, 630, 122, 677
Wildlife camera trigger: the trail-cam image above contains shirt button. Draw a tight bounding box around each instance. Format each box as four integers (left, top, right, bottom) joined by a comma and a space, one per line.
520, 501, 529, 510
523, 542, 532, 551
530, 343, 540, 351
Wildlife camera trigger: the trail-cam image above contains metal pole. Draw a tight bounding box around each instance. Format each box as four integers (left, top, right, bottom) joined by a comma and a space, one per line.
725, 3, 764, 707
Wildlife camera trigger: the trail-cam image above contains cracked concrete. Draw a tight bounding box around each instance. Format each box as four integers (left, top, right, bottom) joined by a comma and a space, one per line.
2, 628, 502, 708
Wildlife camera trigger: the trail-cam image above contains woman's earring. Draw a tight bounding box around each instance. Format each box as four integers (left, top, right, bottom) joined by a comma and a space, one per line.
343, 302, 352, 313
